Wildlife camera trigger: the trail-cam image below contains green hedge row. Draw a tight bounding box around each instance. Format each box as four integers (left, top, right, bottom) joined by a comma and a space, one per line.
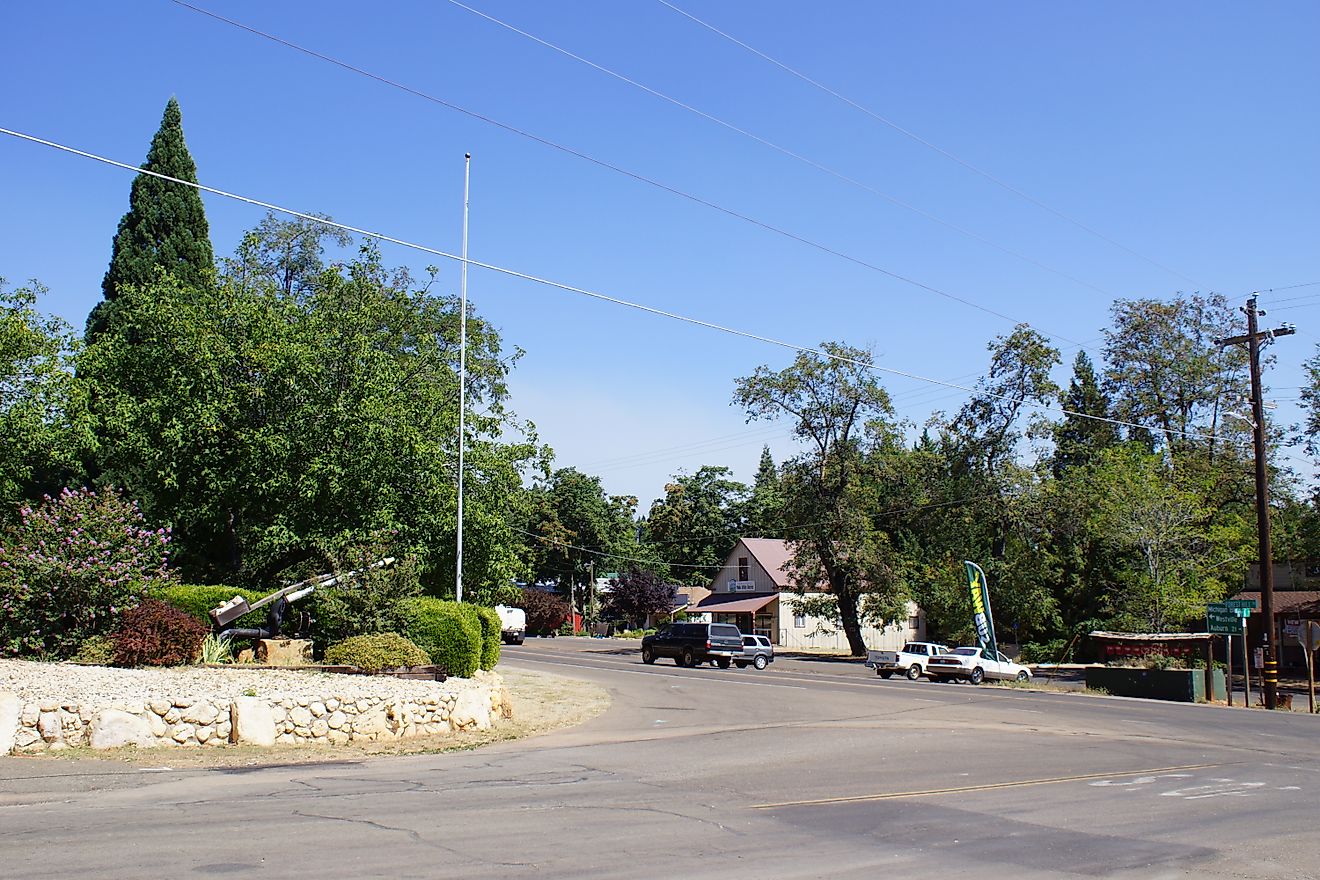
474, 606, 501, 671
401, 598, 482, 678
156, 584, 268, 631
157, 585, 502, 677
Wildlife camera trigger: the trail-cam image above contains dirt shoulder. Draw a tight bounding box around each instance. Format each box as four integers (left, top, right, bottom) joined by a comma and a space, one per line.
2, 666, 610, 769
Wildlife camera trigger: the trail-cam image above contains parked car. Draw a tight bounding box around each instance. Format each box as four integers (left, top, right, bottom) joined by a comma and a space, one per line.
641, 623, 743, 668
734, 634, 774, 670
864, 641, 949, 680
926, 646, 1032, 684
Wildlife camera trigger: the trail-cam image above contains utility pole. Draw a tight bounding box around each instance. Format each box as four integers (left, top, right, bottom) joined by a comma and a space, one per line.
455, 153, 471, 604
1215, 295, 1295, 709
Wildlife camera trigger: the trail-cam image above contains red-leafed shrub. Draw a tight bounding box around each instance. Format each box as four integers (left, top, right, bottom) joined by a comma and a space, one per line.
517, 587, 569, 634
111, 599, 208, 667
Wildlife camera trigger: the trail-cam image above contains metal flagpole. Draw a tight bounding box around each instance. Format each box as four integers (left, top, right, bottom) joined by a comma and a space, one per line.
456, 153, 471, 604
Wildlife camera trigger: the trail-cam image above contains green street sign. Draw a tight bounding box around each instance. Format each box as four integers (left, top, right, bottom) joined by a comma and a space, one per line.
1207, 603, 1242, 635
1226, 599, 1257, 611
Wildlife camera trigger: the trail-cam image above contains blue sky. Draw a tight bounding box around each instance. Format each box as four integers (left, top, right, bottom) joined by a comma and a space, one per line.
3, 1, 1317, 508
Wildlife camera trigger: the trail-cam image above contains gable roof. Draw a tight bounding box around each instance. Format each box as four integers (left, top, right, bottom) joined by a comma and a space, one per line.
738, 537, 796, 589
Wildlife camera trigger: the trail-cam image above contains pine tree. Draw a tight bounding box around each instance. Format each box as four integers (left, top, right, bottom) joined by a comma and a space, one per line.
1053, 351, 1118, 476
744, 446, 785, 537
87, 98, 213, 338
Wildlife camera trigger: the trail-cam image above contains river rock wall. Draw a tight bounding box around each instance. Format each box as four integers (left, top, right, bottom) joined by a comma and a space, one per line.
0, 677, 512, 754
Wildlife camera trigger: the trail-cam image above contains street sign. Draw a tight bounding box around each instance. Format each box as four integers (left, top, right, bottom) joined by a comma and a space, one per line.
1226, 599, 1258, 610
1207, 603, 1240, 635
1304, 621, 1320, 654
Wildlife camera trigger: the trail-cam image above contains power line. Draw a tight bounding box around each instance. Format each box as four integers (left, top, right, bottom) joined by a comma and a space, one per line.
443, 0, 1113, 300
166, 0, 1077, 344
0, 125, 1243, 449
654, 0, 1202, 288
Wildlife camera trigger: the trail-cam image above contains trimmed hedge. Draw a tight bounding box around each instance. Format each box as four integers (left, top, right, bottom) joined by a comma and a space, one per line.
401, 597, 482, 678
474, 605, 501, 670
325, 633, 431, 673
157, 584, 268, 631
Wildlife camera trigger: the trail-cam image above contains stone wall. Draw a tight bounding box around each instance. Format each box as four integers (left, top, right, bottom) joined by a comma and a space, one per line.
0, 680, 512, 754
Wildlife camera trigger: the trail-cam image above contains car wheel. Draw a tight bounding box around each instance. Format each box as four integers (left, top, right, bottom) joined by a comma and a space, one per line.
969, 667, 984, 685
1016, 670, 1029, 682
717, 658, 732, 669
734, 661, 747, 668
753, 655, 768, 670
879, 670, 893, 679
642, 647, 655, 664
681, 648, 695, 668
906, 664, 922, 681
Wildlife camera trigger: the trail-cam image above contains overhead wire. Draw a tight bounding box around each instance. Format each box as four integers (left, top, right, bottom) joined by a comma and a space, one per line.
442, 0, 1113, 302
166, 0, 1079, 345
0, 126, 1248, 451
654, 0, 1203, 288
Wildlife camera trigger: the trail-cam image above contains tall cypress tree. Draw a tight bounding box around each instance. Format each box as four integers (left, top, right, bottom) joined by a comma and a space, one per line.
1052, 351, 1118, 476
87, 98, 213, 338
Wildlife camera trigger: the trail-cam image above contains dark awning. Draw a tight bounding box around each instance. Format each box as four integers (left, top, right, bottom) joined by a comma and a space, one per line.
695, 594, 777, 614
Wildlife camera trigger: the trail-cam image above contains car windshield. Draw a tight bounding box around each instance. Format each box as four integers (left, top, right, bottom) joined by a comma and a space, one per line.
951, 648, 980, 656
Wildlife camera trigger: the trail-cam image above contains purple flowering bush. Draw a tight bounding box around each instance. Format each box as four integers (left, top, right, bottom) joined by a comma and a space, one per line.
0, 487, 176, 659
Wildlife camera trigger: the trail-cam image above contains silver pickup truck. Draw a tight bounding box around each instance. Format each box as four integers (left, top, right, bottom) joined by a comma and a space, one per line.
864, 641, 950, 680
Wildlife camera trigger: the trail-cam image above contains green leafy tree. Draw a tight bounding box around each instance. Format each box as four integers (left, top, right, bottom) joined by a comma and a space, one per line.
1087, 445, 1235, 630
526, 467, 640, 602
0, 280, 90, 511
80, 219, 542, 599
1103, 292, 1250, 461
644, 465, 747, 586
88, 98, 214, 339
734, 342, 902, 656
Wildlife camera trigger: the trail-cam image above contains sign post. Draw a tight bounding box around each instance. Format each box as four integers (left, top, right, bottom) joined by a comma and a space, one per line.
1208, 603, 1240, 707
1303, 621, 1320, 714
1227, 601, 1256, 707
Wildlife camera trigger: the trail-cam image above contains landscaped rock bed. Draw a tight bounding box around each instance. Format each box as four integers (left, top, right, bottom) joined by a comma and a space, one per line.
0, 659, 512, 754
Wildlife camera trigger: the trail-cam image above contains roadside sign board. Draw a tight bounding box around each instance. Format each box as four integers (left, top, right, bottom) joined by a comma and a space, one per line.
1285, 618, 1302, 640
1304, 621, 1320, 654
1226, 599, 1257, 610
1207, 603, 1241, 635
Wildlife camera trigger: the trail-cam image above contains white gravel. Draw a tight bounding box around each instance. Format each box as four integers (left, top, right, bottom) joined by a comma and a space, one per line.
0, 658, 490, 707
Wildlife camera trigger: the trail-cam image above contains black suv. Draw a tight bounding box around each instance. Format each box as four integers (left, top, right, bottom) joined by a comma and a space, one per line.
641, 623, 743, 668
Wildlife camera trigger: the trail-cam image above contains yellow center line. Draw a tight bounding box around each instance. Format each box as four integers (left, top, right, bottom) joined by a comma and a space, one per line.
751, 761, 1227, 809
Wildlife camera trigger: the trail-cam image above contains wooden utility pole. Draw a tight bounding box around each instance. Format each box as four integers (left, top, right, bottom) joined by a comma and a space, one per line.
1215, 296, 1294, 709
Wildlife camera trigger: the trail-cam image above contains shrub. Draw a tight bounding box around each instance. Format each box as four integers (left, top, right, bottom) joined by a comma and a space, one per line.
474, 605, 501, 670
69, 635, 115, 665
0, 487, 175, 659
1019, 639, 1072, 665
311, 551, 422, 650
517, 586, 569, 634
111, 599, 208, 667
157, 584, 267, 631
401, 597, 481, 678
324, 633, 431, 673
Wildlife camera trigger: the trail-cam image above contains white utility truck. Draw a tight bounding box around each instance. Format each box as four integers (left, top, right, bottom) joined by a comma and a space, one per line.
495, 605, 526, 645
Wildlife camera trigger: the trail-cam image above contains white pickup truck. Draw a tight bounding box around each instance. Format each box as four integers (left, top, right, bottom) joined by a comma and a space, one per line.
864, 641, 950, 680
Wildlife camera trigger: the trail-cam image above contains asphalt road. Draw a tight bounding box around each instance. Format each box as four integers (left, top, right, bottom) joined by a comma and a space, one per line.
4, 638, 1319, 879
